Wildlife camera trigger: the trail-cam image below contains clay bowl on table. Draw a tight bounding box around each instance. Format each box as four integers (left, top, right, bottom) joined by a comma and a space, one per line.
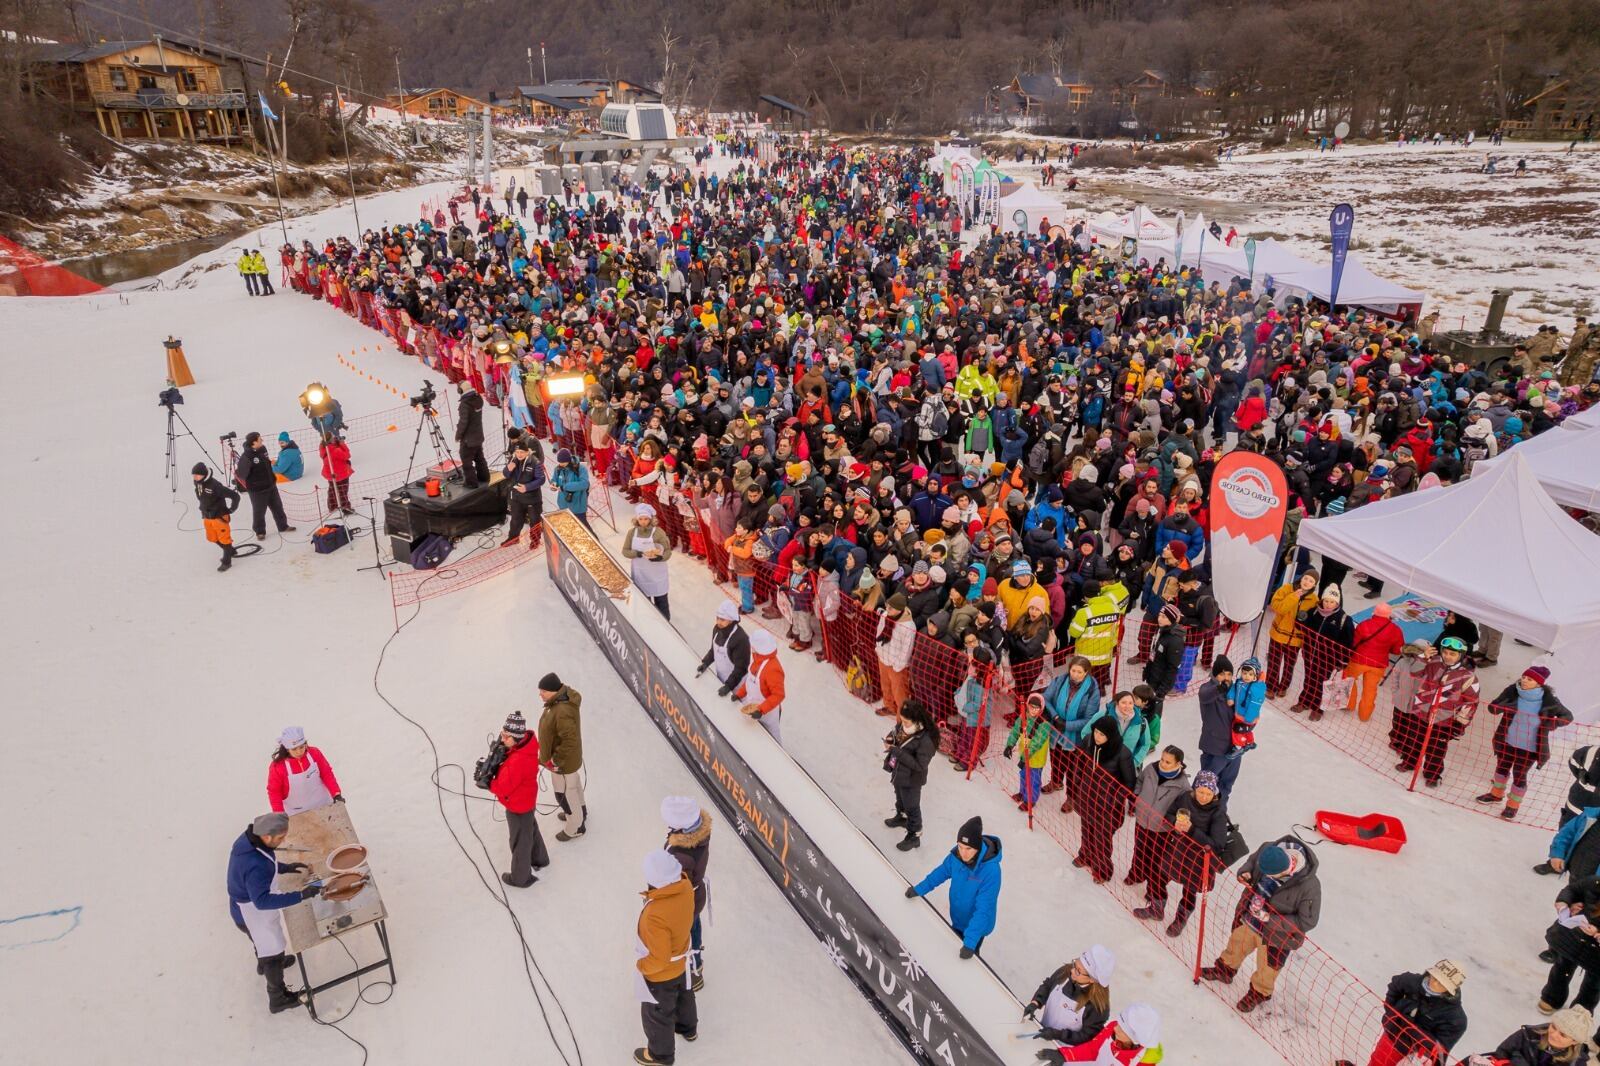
326, 844, 369, 874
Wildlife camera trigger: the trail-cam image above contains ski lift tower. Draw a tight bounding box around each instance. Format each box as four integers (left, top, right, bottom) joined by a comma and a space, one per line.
553, 102, 701, 185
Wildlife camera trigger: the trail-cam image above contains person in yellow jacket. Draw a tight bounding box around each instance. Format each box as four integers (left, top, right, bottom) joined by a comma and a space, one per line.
1068, 579, 1126, 690
635, 849, 698, 1065
248, 250, 275, 295
1265, 568, 1319, 699
997, 557, 1050, 631
237, 250, 260, 296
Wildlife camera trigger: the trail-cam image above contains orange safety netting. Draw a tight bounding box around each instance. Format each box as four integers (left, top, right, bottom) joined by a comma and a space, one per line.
1267, 623, 1590, 830
0, 236, 103, 297
388, 537, 544, 622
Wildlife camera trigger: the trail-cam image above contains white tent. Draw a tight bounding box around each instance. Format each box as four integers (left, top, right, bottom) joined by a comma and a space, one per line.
1270, 252, 1425, 313
1087, 208, 1172, 247
1564, 404, 1600, 432
997, 181, 1067, 233
1295, 453, 1600, 719
1478, 425, 1600, 511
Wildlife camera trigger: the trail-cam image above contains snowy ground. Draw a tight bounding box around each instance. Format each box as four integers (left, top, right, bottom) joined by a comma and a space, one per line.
1, 149, 1577, 1066
995, 139, 1600, 334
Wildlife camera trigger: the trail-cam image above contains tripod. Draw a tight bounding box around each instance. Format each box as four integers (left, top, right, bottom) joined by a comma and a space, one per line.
164, 401, 217, 495
356, 495, 388, 576
403, 404, 452, 486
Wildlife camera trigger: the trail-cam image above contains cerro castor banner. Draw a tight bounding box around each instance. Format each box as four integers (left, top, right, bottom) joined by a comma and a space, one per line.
544, 517, 1000, 1066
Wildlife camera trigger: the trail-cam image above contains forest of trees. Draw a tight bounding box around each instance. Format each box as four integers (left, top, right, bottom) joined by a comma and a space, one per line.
1, 0, 1596, 213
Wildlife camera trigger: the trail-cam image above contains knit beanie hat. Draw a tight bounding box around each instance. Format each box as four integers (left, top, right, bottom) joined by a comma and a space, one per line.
504, 710, 528, 739
538, 673, 562, 692
1550, 1005, 1593, 1044
1159, 603, 1182, 624
1211, 655, 1234, 677
1523, 665, 1552, 687
1193, 770, 1221, 794
1257, 845, 1290, 877
956, 816, 983, 848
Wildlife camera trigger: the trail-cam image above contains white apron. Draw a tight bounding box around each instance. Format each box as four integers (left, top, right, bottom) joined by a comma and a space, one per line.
711, 630, 737, 683
1039, 982, 1087, 1035
629, 531, 670, 598
239, 846, 288, 958
741, 657, 782, 743
283, 754, 334, 815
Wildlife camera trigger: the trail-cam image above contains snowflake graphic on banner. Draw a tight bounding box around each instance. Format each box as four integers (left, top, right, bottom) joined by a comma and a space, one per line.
910, 1039, 923, 1058
898, 949, 925, 980
929, 1000, 946, 1022
806, 849, 818, 868
823, 936, 848, 970
736, 817, 750, 837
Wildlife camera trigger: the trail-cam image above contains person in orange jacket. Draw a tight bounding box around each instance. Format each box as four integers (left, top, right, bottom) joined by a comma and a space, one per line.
635, 849, 698, 1065
737, 628, 787, 745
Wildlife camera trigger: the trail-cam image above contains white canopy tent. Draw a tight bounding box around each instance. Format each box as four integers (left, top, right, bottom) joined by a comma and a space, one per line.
1269, 252, 1425, 313
1295, 453, 1600, 720
1087, 208, 1173, 247
997, 181, 1068, 233
1564, 404, 1600, 431
1478, 425, 1600, 511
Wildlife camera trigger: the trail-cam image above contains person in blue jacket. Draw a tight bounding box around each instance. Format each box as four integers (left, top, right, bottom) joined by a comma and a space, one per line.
550, 448, 591, 526
272, 432, 304, 481
906, 815, 1002, 958
1040, 655, 1102, 793
228, 812, 321, 1013
1025, 486, 1070, 549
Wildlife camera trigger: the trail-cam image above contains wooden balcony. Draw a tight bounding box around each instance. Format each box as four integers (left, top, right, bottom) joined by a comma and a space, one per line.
94, 89, 246, 109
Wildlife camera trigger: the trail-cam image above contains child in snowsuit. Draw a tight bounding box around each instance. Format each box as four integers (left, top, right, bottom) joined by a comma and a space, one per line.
1228, 658, 1267, 756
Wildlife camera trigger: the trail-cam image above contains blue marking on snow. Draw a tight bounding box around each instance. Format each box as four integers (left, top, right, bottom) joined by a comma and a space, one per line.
0, 906, 83, 949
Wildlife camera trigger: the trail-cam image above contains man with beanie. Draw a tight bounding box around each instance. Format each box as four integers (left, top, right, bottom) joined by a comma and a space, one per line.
487, 710, 547, 886
906, 815, 1003, 958
661, 797, 712, 990
234, 431, 295, 541
1141, 604, 1187, 724
537, 674, 586, 841
1345, 960, 1468, 1066
635, 849, 698, 1065
455, 381, 488, 489
1200, 833, 1322, 1013
696, 600, 751, 697
192, 462, 241, 571
875, 593, 917, 718
227, 812, 321, 1013
1197, 656, 1242, 800
550, 448, 591, 528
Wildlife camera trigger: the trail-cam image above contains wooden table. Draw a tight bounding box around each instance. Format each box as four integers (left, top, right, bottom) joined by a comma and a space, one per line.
279, 803, 396, 1018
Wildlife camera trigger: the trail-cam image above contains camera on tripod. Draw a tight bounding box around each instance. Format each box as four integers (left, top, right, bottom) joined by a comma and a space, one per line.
410, 379, 437, 411
158, 386, 184, 408
220, 431, 238, 443
473, 736, 509, 791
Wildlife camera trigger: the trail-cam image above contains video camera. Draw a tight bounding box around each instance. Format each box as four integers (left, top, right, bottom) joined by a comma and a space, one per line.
158, 386, 184, 408
410, 379, 438, 411
473, 735, 509, 791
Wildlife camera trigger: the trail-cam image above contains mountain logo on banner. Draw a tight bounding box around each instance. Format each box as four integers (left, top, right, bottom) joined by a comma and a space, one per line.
1217, 469, 1281, 525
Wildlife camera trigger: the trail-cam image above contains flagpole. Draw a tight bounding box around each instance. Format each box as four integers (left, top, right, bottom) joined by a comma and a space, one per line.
336, 84, 363, 236
259, 93, 290, 246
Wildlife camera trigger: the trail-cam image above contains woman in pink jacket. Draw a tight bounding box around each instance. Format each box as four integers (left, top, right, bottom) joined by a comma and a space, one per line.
267, 726, 344, 815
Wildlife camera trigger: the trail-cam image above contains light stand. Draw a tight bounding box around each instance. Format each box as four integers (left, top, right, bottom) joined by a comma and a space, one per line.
356, 494, 388, 576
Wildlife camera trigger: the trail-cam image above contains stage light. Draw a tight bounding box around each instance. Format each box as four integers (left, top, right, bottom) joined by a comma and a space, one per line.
545, 373, 586, 399
300, 382, 336, 418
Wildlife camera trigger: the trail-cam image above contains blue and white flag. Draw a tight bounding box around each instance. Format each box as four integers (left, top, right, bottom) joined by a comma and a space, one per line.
1329, 203, 1355, 307
258, 92, 279, 122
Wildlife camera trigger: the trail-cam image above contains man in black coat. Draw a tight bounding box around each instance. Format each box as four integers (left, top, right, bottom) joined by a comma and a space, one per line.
1196, 656, 1240, 800
501, 439, 545, 548
1346, 962, 1468, 1066
1142, 604, 1187, 723
193, 462, 241, 571
233, 432, 295, 540
455, 382, 489, 488
696, 601, 752, 698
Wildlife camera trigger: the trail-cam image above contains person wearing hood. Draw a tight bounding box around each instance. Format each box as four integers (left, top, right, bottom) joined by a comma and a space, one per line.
1024, 944, 1115, 1049
876, 593, 918, 718
736, 628, 786, 744
696, 600, 751, 697
455, 381, 489, 488
192, 462, 241, 571
1472, 1006, 1594, 1066
1141, 769, 1231, 937
884, 698, 941, 851
1355, 960, 1469, 1066
1479, 666, 1571, 821
1292, 584, 1354, 720
227, 811, 320, 1013
537, 673, 586, 841
271, 431, 304, 482
906, 815, 1003, 958
1201, 835, 1323, 1013
661, 797, 712, 991
1048, 1003, 1162, 1064
623, 503, 674, 619
634, 849, 698, 1065
1073, 714, 1138, 882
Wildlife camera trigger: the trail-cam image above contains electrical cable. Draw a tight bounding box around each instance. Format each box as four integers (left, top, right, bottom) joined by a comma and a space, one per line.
369, 582, 585, 1066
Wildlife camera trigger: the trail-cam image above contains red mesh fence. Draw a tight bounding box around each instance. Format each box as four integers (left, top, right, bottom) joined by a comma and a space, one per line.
389, 536, 544, 620
279, 404, 414, 452
1266, 624, 1588, 831
1128, 617, 1238, 697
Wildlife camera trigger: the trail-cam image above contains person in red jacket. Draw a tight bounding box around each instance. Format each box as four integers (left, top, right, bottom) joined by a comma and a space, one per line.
1342, 602, 1406, 722
319, 432, 355, 515
489, 710, 548, 887
1043, 1002, 1161, 1063
267, 726, 343, 814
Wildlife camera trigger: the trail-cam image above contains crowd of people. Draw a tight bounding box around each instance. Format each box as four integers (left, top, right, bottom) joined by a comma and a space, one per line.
268, 129, 1600, 1061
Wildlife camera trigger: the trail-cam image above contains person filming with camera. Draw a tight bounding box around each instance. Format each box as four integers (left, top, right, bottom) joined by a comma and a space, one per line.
482, 710, 548, 887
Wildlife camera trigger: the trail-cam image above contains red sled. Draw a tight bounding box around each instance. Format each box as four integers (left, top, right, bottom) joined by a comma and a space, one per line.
1315, 810, 1407, 854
